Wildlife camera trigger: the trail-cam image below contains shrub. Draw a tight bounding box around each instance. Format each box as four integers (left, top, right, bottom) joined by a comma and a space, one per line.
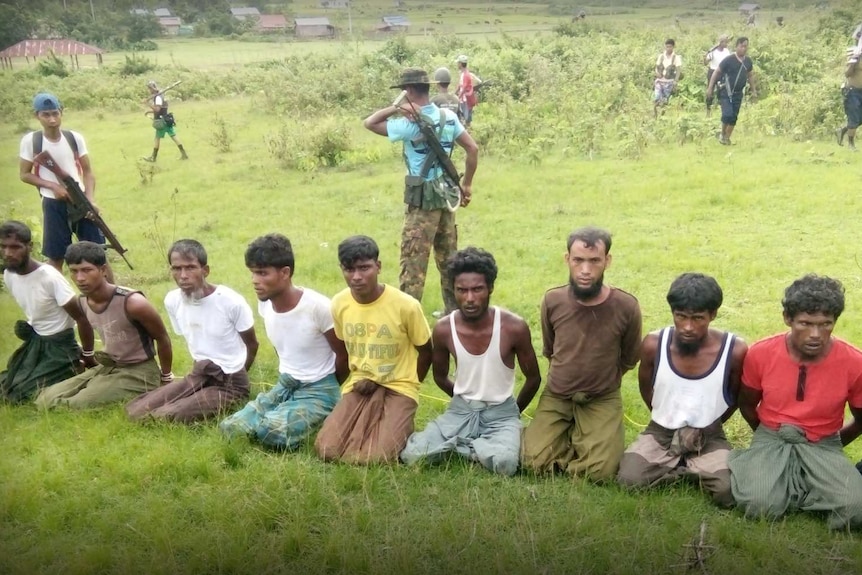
120, 53, 156, 76
37, 52, 69, 78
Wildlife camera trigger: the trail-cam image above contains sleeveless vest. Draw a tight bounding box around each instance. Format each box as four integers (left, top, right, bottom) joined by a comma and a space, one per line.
82, 287, 155, 365
651, 327, 734, 429
451, 307, 515, 404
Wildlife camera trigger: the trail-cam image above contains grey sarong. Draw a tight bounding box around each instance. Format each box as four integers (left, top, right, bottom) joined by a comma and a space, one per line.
401, 395, 521, 476
728, 424, 862, 530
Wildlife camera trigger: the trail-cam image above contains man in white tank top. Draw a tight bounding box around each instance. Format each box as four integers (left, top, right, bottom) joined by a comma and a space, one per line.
617, 273, 747, 506
401, 248, 541, 476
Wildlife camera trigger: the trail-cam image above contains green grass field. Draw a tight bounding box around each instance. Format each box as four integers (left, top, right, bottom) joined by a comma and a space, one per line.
2, 4, 862, 573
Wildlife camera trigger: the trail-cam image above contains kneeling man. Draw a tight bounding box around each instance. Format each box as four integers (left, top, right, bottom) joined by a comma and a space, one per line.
729, 274, 862, 530
401, 248, 541, 475
1, 221, 95, 403
220, 234, 348, 448
315, 235, 432, 464
617, 273, 746, 506
126, 239, 258, 423
35, 241, 172, 409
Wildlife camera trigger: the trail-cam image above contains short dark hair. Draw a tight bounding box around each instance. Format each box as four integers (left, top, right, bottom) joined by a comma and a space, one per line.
447, 247, 498, 290
409, 83, 430, 96
566, 226, 612, 254
782, 274, 845, 320
736, 36, 749, 46
65, 241, 107, 266
666, 273, 723, 314
338, 235, 379, 267
245, 233, 295, 271
665, 38, 675, 46
0, 220, 31, 244
167, 239, 207, 266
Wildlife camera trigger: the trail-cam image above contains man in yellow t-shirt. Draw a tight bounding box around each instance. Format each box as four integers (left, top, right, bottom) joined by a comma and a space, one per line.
315, 235, 432, 464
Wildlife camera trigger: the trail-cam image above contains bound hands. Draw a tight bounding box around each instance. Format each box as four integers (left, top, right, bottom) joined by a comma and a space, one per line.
353, 378, 378, 395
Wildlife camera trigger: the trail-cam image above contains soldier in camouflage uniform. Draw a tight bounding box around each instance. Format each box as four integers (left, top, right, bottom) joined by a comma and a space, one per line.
363, 68, 479, 313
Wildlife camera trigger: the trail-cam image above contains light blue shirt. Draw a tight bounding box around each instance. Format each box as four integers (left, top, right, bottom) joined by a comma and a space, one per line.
387, 104, 465, 181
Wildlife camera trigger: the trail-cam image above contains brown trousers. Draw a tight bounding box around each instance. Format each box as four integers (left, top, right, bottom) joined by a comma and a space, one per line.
126, 359, 249, 424
314, 385, 417, 464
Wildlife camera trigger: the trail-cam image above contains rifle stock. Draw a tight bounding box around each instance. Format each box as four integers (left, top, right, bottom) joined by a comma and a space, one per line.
32, 151, 134, 269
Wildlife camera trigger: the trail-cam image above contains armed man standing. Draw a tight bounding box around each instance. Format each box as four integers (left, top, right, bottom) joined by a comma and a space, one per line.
143, 80, 188, 162
363, 68, 479, 315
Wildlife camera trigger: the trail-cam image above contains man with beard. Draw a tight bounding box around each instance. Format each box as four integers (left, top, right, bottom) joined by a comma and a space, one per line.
617, 273, 747, 506
126, 239, 258, 423
728, 275, 862, 530
521, 227, 642, 481
220, 233, 348, 448
314, 235, 433, 464
35, 241, 172, 409
400, 247, 541, 475
1, 220, 96, 403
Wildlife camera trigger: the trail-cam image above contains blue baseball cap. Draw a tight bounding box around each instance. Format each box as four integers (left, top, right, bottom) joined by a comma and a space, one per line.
33, 93, 62, 112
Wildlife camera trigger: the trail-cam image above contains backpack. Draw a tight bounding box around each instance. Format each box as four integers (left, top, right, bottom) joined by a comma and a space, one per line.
32, 130, 79, 159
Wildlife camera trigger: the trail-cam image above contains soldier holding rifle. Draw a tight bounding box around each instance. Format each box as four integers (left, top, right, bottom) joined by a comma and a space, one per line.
363, 68, 479, 315
18, 93, 113, 280
142, 79, 188, 162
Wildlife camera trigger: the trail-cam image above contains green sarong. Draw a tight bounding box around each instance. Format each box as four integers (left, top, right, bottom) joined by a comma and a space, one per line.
728, 424, 862, 530
0, 321, 81, 404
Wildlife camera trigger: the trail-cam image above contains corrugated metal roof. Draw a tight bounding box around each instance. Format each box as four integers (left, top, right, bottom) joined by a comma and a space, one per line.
230, 7, 261, 16
153, 8, 172, 17
159, 17, 182, 26
738, 3, 760, 10
0, 39, 105, 58
257, 15, 287, 28
382, 15, 409, 26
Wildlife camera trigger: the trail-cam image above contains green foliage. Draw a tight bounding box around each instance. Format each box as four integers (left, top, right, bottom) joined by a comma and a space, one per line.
264, 117, 352, 170
120, 53, 156, 76
37, 52, 69, 78
209, 114, 232, 153
0, 2, 37, 49
309, 120, 352, 167
125, 14, 162, 44
379, 35, 416, 65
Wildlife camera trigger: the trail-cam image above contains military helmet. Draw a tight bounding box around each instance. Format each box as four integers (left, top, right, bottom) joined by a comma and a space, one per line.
433, 67, 452, 84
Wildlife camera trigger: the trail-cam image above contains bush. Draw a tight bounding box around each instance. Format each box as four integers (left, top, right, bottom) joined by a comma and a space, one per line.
120, 53, 156, 76
37, 52, 69, 78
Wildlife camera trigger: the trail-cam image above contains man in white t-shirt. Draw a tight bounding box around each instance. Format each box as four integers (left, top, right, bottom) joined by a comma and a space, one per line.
126, 239, 258, 423
18, 93, 111, 279
0, 221, 96, 403
401, 248, 541, 475
654, 39, 682, 118
220, 234, 348, 449
704, 34, 731, 116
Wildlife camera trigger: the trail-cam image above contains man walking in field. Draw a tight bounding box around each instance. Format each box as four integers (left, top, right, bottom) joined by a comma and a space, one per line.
400, 247, 541, 476
455, 55, 479, 128
728, 274, 862, 530
703, 34, 731, 116
19, 93, 111, 279
35, 241, 172, 409
0, 221, 96, 403
126, 239, 258, 423
220, 233, 348, 448
654, 39, 682, 119
315, 235, 432, 464
363, 68, 478, 315
142, 80, 188, 162
706, 37, 758, 145
617, 273, 747, 506
836, 26, 862, 151
521, 227, 642, 481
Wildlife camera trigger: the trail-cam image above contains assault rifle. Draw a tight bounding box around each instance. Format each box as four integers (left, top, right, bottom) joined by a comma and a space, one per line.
33, 151, 134, 269
395, 90, 463, 212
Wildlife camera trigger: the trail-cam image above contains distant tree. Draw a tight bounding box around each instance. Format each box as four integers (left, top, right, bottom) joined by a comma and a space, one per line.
126, 14, 162, 43
0, 2, 38, 49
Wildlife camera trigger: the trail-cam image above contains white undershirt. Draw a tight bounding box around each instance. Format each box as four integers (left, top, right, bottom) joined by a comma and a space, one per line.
164, 285, 254, 374
259, 288, 336, 382
4, 265, 77, 335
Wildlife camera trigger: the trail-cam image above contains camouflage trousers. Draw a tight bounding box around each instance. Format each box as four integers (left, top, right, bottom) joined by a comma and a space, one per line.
400, 205, 457, 313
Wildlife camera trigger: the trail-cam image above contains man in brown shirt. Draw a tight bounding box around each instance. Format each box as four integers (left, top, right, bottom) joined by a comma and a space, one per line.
521, 227, 642, 481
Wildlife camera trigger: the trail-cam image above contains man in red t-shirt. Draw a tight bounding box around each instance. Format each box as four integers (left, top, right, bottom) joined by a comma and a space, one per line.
729, 274, 862, 530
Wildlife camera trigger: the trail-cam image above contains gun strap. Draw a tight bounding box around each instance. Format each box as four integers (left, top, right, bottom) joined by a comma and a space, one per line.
418, 109, 450, 180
